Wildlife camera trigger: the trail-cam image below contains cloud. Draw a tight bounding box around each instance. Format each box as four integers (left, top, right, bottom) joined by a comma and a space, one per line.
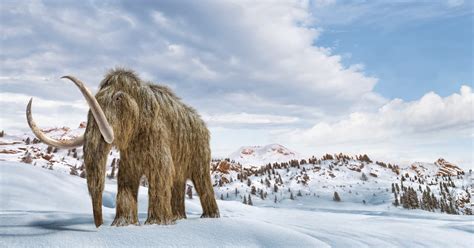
310, 0, 472, 28
0, 0, 379, 107
0, 0, 383, 132
0, 0, 471, 167
202, 112, 299, 125
447, 0, 464, 8
278, 86, 473, 167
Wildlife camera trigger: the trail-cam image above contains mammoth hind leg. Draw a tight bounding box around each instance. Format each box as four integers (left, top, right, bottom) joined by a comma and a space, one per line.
192, 171, 220, 218
171, 179, 187, 220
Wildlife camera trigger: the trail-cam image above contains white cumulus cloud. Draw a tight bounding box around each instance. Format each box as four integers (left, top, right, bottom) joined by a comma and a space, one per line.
278, 86, 473, 167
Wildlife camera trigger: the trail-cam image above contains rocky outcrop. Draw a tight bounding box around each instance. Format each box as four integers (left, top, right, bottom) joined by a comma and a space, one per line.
435, 158, 464, 176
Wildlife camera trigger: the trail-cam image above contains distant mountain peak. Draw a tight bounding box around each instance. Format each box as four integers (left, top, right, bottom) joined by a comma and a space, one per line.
229, 144, 302, 167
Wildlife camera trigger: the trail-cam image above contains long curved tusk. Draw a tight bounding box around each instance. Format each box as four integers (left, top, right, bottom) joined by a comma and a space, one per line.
61, 76, 114, 144
26, 98, 85, 148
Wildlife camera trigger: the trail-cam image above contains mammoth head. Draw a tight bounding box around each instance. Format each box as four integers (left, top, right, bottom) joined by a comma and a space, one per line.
26, 72, 142, 227
26, 74, 140, 149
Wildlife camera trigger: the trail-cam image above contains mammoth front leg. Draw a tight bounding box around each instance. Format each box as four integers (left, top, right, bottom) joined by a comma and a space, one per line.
111, 159, 140, 226
145, 150, 176, 225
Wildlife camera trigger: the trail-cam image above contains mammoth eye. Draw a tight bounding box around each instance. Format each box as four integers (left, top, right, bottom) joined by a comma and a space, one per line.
114, 92, 124, 101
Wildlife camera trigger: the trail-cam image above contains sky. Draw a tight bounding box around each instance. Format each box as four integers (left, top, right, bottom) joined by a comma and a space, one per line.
0, 0, 472, 168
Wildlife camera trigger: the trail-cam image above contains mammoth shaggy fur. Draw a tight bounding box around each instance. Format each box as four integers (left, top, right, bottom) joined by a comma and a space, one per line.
83, 69, 219, 226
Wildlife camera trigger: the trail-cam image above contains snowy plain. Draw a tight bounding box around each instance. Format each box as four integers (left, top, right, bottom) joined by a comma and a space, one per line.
1, 161, 473, 247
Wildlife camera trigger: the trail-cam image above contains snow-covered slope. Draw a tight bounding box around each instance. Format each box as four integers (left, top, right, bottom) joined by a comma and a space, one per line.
0, 127, 120, 177
1, 127, 473, 246
228, 144, 302, 167
212, 155, 472, 215
1, 129, 471, 215
1, 161, 473, 247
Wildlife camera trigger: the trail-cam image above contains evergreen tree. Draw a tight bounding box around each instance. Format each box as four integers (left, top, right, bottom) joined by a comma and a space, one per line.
186, 185, 193, 199
265, 178, 271, 188
443, 183, 449, 193
402, 192, 410, 209
251, 186, 256, 195
333, 191, 341, 202
393, 193, 399, 207
290, 192, 294, 200
248, 194, 253, 205
108, 158, 117, 179
243, 195, 247, 205
430, 192, 438, 209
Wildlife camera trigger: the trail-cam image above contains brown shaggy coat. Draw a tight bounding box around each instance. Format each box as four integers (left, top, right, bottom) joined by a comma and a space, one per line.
84, 69, 219, 227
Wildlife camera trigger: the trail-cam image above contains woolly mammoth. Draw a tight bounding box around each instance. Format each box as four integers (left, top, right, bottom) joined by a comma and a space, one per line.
26, 69, 219, 227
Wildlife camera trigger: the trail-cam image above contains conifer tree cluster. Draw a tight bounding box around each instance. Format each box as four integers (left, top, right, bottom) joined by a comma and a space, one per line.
394, 175, 465, 215
242, 194, 253, 205
209, 157, 469, 215
333, 191, 341, 202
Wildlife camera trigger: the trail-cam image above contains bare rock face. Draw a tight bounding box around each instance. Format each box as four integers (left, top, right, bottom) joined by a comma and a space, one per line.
0, 149, 20, 154
410, 158, 464, 177
79, 122, 87, 128
435, 158, 464, 176
241, 148, 254, 155
216, 160, 231, 174
42, 153, 54, 161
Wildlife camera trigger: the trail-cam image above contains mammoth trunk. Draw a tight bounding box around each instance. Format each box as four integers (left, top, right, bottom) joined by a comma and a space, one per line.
84, 116, 112, 227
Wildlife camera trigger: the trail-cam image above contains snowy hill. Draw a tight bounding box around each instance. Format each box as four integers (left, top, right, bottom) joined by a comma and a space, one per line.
0, 127, 119, 176
0, 127, 471, 215
0, 161, 323, 247
1, 161, 473, 247
1, 127, 474, 246
212, 154, 471, 215
228, 144, 302, 167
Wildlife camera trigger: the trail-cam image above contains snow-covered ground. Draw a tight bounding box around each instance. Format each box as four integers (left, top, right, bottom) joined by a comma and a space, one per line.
1, 161, 473, 247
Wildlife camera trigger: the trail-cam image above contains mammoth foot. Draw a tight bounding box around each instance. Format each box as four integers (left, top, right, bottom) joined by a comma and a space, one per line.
201, 212, 220, 218
144, 216, 176, 225
173, 212, 187, 220
111, 216, 139, 227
